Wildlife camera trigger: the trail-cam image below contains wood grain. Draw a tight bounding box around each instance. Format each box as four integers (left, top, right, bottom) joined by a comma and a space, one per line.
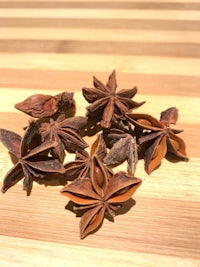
0, 1, 200, 266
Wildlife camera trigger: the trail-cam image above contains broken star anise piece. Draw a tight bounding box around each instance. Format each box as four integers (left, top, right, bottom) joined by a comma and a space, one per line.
64, 134, 112, 180
82, 70, 145, 128
39, 115, 88, 162
61, 170, 142, 239
15, 91, 75, 118
0, 121, 65, 195
126, 107, 189, 174
104, 133, 138, 175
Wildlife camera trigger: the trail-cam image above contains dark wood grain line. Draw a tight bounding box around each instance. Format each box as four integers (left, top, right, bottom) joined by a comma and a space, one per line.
0, 18, 199, 31
0, 1, 200, 10
1, 69, 200, 97
1, 40, 200, 58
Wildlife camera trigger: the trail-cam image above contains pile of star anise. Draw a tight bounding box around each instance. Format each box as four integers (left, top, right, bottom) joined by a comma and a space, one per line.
0, 70, 189, 239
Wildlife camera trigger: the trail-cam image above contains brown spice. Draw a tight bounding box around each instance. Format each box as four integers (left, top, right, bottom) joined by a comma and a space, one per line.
61, 170, 142, 239
104, 133, 138, 175
39, 115, 88, 162
82, 70, 145, 128
64, 134, 112, 180
0, 120, 65, 195
15, 91, 75, 118
126, 107, 189, 174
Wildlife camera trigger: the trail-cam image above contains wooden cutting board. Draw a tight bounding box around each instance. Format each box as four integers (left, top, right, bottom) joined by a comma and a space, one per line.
0, 1, 200, 266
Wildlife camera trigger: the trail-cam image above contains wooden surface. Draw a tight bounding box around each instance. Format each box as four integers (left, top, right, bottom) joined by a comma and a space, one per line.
0, 1, 200, 266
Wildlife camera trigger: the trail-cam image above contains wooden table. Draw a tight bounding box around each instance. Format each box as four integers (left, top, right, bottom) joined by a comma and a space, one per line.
0, 1, 200, 266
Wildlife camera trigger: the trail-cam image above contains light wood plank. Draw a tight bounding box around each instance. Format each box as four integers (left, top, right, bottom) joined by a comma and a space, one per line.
1, 236, 199, 267
0, 184, 199, 259
1, 28, 200, 44
0, 8, 200, 21
0, 54, 199, 77
0, 1, 200, 10
0, 69, 200, 97
7, 0, 200, 3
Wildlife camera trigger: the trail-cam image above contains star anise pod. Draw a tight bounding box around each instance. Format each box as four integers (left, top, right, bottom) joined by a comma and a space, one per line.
82, 70, 145, 128
126, 107, 189, 174
0, 121, 65, 195
15, 91, 75, 118
61, 169, 142, 239
64, 134, 112, 180
39, 115, 88, 162
104, 131, 138, 175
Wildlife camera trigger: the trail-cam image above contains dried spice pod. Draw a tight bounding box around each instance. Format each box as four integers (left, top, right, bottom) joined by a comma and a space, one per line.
15, 91, 75, 118
64, 134, 112, 180
82, 70, 145, 128
126, 108, 189, 174
104, 134, 138, 175
39, 115, 88, 162
0, 121, 65, 195
61, 171, 142, 239
160, 107, 178, 126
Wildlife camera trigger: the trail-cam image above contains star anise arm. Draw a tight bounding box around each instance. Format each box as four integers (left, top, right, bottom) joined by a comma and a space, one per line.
117, 87, 138, 98
144, 135, 167, 174
22, 165, 35, 194
25, 157, 65, 173
127, 137, 138, 175
168, 132, 189, 161
117, 97, 145, 111
93, 75, 110, 93
21, 120, 41, 157
104, 171, 142, 203
91, 155, 109, 197
90, 134, 107, 159
23, 140, 66, 174
59, 116, 88, 131
58, 128, 88, 152
101, 97, 115, 128
126, 113, 163, 131
160, 107, 178, 126
80, 205, 105, 239
106, 70, 117, 93
23, 140, 58, 158
82, 87, 107, 102
61, 177, 101, 205
0, 129, 21, 156
86, 97, 108, 113
1, 163, 23, 193
64, 160, 88, 180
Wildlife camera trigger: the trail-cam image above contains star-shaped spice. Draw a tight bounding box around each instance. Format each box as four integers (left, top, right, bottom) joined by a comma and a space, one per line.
82, 70, 145, 128
0, 121, 65, 195
39, 115, 88, 162
15, 91, 75, 118
126, 107, 189, 174
64, 134, 112, 180
61, 169, 142, 239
